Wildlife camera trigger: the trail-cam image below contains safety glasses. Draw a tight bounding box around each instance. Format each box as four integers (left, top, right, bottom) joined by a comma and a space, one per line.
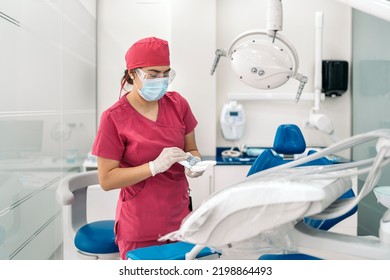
136, 68, 176, 84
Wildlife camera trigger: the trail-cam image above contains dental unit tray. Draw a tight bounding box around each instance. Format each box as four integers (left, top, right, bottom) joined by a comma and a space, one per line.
161, 129, 390, 259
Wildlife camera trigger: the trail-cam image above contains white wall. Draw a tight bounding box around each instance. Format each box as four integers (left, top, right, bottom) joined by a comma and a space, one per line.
97, 0, 171, 119
97, 0, 352, 157
97, 0, 216, 155
169, 0, 216, 155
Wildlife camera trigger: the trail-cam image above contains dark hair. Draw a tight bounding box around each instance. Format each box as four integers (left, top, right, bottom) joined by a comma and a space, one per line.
121, 69, 134, 85
119, 69, 137, 98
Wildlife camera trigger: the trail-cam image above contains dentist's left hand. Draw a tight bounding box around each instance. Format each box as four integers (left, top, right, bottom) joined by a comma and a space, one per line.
185, 154, 204, 177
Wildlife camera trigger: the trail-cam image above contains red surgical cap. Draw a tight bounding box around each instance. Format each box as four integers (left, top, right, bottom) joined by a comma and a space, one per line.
125, 37, 170, 70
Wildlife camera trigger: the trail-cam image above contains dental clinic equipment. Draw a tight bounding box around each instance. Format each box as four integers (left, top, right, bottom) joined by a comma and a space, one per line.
210, 0, 308, 102
304, 12, 339, 142
219, 100, 246, 158
220, 101, 245, 141
161, 129, 390, 259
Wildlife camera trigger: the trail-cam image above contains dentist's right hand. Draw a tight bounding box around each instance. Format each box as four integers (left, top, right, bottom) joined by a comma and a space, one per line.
149, 147, 188, 176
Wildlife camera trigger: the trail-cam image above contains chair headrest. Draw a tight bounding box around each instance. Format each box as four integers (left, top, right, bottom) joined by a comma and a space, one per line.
273, 124, 306, 155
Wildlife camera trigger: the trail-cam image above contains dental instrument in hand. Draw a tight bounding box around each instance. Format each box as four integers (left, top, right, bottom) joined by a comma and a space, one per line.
179, 154, 216, 172
186, 154, 201, 166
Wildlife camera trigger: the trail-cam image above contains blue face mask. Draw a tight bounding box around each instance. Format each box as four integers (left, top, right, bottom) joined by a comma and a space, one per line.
138, 77, 169, 101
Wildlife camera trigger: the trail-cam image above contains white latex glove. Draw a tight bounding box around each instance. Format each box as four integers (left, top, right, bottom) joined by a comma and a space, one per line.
185, 167, 204, 178
149, 147, 188, 176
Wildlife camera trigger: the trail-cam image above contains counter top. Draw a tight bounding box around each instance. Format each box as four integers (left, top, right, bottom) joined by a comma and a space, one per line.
213, 147, 260, 166
211, 146, 347, 166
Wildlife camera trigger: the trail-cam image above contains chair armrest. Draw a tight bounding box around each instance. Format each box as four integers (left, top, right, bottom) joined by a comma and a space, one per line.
56, 180, 75, 205
56, 170, 99, 205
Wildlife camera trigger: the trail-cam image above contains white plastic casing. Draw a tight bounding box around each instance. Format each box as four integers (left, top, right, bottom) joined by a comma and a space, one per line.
230, 39, 293, 89
220, 101, 245, 141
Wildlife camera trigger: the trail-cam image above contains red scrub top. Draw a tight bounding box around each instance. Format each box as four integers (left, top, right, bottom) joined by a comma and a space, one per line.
92, 91, 198, 242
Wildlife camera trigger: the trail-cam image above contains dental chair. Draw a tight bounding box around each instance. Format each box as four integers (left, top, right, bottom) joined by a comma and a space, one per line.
161, 129, 390, 260
247, 124, 357, 260
56, 171, 120, 260
127, 125, 357, 260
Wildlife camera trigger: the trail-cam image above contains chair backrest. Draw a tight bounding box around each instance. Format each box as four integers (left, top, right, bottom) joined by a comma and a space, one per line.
247, 124, 333, 176
273, 124, 306, 155
56, 171, 100, 235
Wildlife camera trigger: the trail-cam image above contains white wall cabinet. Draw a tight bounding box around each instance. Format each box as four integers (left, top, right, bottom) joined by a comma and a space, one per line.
187, 168, 214, 211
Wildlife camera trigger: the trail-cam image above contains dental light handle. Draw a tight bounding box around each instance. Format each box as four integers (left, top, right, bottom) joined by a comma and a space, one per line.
294, 73, 308, 102
210, 49, 226, 75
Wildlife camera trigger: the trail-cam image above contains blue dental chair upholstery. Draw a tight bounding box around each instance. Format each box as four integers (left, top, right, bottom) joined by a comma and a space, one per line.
126, 241, 218, 260
247, 124, 357, 259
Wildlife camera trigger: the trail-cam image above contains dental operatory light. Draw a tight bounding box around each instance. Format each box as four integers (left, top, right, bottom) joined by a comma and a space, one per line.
211, 0, 308, 102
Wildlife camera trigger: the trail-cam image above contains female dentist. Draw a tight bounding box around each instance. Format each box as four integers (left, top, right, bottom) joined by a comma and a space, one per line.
92, 37, 203, 260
